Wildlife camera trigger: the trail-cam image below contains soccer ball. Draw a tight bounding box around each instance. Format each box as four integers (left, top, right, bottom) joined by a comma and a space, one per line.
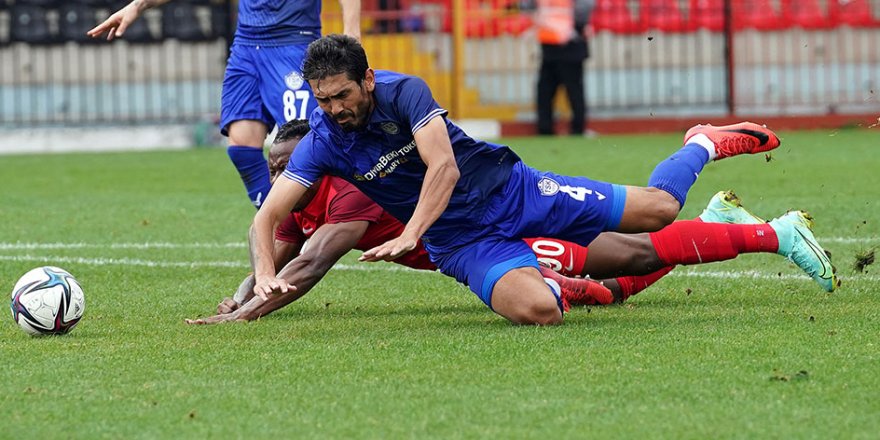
10, 266, 85, 336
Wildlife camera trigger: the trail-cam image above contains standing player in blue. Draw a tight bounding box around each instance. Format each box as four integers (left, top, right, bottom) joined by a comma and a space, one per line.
88, 0, 361, 208
250, 35, 783, 326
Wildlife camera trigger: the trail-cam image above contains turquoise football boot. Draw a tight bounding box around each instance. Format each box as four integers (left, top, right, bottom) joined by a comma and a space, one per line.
698, 190, 765, 224
769, 211, 840, 292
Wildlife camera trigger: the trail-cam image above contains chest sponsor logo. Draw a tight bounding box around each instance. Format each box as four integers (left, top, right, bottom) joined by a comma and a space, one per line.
359, 140, 417, 181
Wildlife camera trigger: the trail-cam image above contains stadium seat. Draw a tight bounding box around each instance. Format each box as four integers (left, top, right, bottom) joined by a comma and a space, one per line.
163, 3, 222, 40
640, 0, 687, 32
120, 14, 159, 43
71, 0, 114, 6
19, 0, 60, 7
58, 4, 101, 43
732, 0, 786, 30
0, 9, 9, 46
687, 0, 725, 32
592, 0, 641, 34
10, 5, 55, 44
827, 0, 877, 27
780, 0, 830, 29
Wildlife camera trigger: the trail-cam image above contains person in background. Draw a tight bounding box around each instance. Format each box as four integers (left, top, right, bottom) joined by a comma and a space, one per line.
535, 0, 594, 136
89, 0, 361, 209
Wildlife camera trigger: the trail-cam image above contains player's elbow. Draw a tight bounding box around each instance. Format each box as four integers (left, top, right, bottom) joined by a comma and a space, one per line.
441, 160, 460, 185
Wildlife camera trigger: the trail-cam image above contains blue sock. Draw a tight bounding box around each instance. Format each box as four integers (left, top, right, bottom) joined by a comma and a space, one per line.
227, 146, 271, 208
647, 143, 710, 207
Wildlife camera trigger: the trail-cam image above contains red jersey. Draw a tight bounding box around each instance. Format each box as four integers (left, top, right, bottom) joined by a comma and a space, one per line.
275, 177, 436, 270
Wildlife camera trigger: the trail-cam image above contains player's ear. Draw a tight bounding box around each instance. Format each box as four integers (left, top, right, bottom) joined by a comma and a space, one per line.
363, 68, 375, 93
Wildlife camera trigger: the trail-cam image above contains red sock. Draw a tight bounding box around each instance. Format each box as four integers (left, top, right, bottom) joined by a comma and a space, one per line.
650, 220, 779, 266
615, 267, 674, 302
613, 220, 779, 302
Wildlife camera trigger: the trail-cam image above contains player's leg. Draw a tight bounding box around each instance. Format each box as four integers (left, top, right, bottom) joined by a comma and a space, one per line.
536, 59, 559, 135
492, 267, 564, 325
221, 44, 274, 208
560, 60, 585, 135
616, 123, 781, 233
431, 237, 565, 325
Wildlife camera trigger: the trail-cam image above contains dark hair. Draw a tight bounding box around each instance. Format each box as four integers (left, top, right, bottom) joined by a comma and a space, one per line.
302, 34, 369, 84
274, 119, 310, 144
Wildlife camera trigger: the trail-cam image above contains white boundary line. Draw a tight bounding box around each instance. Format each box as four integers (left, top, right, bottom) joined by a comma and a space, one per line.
0, 242, 247, 250
1, 254, 878, 282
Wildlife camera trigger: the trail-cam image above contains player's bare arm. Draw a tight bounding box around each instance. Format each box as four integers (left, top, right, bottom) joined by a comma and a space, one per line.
188, 220, 370, 324
252, 177, 309, 300
339, 0, 363, 41
361, 116, 459, 262
216, 238, 304, 314
87, 0, 172, 40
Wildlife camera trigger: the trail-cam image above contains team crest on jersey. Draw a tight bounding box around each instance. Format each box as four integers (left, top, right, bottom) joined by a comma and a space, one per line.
537, 177, 560, 196
380, 122, 400, 134
284, 71, 305, 90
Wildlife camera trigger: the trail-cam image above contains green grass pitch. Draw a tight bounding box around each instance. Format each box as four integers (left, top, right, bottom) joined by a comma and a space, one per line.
1, 128, 878, 438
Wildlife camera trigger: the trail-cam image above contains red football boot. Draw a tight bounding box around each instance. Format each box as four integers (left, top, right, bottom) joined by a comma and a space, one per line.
684, 122, 780, 160
538, 266, 614, 307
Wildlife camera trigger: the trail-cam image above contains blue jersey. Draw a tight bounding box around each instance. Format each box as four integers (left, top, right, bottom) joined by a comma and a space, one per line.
283, 70, 520, 248
235, 0, 321, 46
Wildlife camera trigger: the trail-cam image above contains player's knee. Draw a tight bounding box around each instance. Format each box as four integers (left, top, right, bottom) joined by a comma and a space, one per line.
643, 194, 680, 231
509, 297, 563, 326
622, 236, 665, 274
227, 121, 267, 147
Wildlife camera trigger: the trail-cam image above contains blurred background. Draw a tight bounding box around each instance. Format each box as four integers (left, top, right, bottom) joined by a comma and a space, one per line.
0, 0, 878, 152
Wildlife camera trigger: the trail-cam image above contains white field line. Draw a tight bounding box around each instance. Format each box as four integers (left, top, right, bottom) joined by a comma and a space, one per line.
0, 242, 247, 250
0, 236, 877, 251
0, 254, 420, 272
1, 254, 878, 282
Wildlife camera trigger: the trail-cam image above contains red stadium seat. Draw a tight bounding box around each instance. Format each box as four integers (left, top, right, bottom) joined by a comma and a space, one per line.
780, 0, 830, 29
827, 0, 877, 27
733, 0, 786, 30
497, 13, 533, 36
640, 0, 687, 32
592, 0, 641, 33
688, 0, 724, 32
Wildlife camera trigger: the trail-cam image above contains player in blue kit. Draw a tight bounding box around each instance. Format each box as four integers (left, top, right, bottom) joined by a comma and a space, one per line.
88, 0, 361, 208
249, 34, 783, 326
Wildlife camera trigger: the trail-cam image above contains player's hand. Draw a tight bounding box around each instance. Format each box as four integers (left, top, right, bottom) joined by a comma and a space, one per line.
87, 1, 144, 40
216, 297, 240, 315
253, 275, 296, 300
360, 236, 418, 262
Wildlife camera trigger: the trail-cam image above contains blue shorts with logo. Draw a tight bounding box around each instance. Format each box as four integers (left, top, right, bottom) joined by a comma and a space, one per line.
220, 43, 318, 136
429, 161, 627, 308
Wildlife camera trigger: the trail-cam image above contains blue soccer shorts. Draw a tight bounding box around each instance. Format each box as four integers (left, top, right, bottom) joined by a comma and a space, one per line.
430, 161, 627, 307
219, 43, 317, 136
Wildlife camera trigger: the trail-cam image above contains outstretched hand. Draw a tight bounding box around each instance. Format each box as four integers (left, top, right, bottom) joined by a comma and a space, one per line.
216, 297, 240, 314
187, 296, 268, 325
253, 276, 296, 300
359, 236, 418, 262
87, 2, 144, 40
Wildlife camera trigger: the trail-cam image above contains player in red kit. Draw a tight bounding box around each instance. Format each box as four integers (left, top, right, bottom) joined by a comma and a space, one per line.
186, 120, 837, 324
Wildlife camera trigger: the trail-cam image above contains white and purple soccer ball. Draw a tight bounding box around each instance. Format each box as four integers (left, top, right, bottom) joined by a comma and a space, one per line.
10, 266, 85, 336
